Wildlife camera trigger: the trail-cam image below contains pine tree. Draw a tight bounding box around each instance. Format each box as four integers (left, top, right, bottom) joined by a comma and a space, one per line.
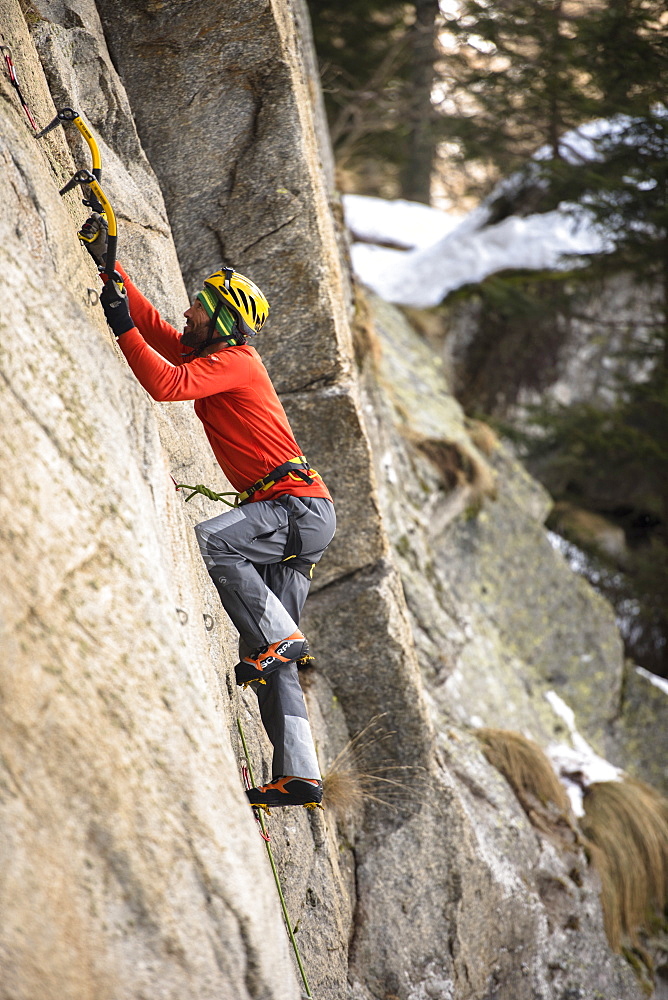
439, 0, 597, 191
306, 0, 441, 200
440, 1, 668, 673
559, 110, 668, 675
575, 0, 668, 119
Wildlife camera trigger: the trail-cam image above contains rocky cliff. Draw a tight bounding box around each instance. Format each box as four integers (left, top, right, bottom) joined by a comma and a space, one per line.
0, 2, 664, 999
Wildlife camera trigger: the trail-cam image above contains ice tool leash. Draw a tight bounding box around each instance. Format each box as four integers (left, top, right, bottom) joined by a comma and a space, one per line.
237, 717, 314, 999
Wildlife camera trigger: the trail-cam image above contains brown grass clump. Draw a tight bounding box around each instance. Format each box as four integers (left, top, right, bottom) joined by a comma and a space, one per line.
322, 715, 424, 824
581, 778, 668, 951
351, 283, 382, 371
321, 767, 366, 819
465, 418, 500, 458
413, 437, 497, 505
478, 729, 668, 954
476, 728, 574, 834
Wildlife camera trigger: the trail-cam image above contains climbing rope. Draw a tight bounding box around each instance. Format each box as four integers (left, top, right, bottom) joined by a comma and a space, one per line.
176, 482, 240, 507
236, 717, 313, 999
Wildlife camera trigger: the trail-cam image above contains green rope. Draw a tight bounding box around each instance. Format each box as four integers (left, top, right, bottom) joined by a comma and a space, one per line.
176, 482, 240, 507
236, 717, 313, 999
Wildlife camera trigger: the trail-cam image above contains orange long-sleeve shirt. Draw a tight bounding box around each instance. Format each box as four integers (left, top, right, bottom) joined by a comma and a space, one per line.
114, 264, 331, 505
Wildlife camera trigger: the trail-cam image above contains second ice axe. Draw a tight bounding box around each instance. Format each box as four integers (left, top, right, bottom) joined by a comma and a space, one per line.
60, 169, 118, 280
36, 107, 104, 213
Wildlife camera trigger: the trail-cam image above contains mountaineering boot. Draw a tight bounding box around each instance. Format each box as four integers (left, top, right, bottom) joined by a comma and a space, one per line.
246, 775, 323, 809
234, 630, 309, 686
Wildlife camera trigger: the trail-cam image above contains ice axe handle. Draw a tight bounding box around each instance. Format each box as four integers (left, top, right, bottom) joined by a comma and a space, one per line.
60, 169, 118, 280
105, 234, 117, 280
57, 107, 78, 122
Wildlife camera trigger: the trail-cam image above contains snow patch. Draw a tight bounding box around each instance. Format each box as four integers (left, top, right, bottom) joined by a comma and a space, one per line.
342, 115, 659, 307
343, 194, 462, 250
545, 690, 622, 816
347, 200, 606, 308
636, 666, 668, 697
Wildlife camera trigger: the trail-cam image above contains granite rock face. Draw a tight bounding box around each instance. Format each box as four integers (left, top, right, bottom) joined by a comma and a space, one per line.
360, 294, 663, 780
0, 1, 659, 999
1, 2, 298, 998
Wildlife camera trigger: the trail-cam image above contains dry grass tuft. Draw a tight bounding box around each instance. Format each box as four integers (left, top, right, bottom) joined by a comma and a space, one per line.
413, 437, 497, 504
465, 418, 500, 458
322, 767, 366, 818
476, 728, 574, 834
351, 283, 382, 371
581, 778, 668, 950
323, 715, 424, 824
19, 0, 44, 26
478, 729, 668, 953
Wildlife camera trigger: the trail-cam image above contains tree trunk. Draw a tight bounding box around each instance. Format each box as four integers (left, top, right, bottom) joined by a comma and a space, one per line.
399, 0, 439, 204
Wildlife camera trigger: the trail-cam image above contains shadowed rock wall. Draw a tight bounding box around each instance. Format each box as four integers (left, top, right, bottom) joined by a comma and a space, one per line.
0, 1, 658, 998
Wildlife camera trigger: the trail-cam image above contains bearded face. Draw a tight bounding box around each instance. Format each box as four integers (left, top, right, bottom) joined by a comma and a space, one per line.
181, 299, 211, 348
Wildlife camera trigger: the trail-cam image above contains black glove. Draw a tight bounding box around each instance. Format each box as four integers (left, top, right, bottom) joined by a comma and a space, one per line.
100, 276, 135, 337
78, 212, 108, 266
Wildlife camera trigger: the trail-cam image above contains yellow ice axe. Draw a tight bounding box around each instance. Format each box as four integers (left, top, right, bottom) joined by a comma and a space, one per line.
59, 169, 118, 280
36, 107, 104, 212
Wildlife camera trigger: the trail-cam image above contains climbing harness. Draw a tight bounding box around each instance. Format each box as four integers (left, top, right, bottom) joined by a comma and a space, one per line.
35, 107, 104, 212
59, 169, 119, 281
177, 460, 320, 579
1, 44, 36, 129
237, 717, 314, 999
236, 457, 319, 505
177, 457, 320, 508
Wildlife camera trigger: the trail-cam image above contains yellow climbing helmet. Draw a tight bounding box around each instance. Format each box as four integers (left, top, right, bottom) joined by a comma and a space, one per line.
204, 266, 270, 339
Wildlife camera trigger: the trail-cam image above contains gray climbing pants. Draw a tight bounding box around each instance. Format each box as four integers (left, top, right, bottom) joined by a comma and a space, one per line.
195, 495, 335, 780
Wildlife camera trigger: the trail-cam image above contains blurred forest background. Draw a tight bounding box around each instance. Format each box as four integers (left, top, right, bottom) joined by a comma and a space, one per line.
306, 0, 668, 679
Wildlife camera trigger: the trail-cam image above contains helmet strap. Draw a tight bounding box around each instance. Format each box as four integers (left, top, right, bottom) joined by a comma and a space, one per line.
207, 298, 245, 348
180, 301, 224, 358
182, 288, 245, 358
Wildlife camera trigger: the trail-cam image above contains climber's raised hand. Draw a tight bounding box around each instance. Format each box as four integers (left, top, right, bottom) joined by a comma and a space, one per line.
100, 274, 135, 338
78, 212, 108, 267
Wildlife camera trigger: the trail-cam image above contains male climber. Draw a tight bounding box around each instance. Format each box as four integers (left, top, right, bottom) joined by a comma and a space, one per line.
81, 214, 335, 809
